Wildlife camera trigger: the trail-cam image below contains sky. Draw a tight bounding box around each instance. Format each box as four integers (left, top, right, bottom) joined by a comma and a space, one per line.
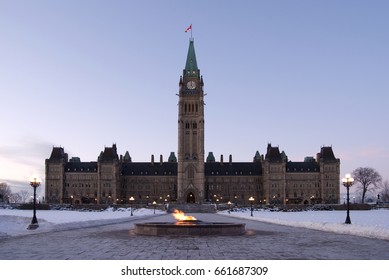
1, 0, 388, 197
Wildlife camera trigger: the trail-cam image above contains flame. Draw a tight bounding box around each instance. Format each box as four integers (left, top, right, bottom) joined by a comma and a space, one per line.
172, 209, 197, 221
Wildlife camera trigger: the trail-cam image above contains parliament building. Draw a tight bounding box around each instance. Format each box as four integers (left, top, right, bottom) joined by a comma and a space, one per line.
45, 39, 340, 206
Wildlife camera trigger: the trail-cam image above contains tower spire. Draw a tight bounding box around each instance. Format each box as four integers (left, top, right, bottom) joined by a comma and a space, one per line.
184, 38, 199, 77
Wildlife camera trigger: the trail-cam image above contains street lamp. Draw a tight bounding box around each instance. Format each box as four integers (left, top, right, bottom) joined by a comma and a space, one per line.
27, 177, 41, 230
227, 201, 232, 214
152, 200, 157, 214
249, 196, 254, 217
129, 196, 135, 216
342, 173, 354, 224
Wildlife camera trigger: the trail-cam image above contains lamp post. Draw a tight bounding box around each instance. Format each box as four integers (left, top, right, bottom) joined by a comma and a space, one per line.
129, 196, 135, 216
227, 201, 232, 214
27, 177, 40, 230
249, 196, 254, 217
342, 173, 354, 224
152, 200, 157, 214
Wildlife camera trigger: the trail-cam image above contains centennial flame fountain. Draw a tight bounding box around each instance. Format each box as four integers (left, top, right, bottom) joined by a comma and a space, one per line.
134, 209, 245, 236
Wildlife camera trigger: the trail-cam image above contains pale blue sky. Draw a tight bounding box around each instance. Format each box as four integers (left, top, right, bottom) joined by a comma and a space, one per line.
1, 0, 388, 197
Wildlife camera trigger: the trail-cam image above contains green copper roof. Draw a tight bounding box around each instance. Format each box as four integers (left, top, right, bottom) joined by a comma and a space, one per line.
184, 38, 199, 77
206, 152, 215, 162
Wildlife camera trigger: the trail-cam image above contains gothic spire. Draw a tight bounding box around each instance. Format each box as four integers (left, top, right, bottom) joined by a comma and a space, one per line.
184, 38, 199, 77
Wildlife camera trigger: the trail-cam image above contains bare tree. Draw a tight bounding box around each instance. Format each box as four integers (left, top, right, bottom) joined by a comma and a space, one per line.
0, 182, 12, 203
352, 167, 382, 204
19, 190, 31, 203
380, 180, 389, 203
8, 193, 22, 203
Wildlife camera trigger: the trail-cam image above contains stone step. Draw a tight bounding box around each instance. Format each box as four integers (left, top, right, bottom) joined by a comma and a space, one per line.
167, 203, 217, 213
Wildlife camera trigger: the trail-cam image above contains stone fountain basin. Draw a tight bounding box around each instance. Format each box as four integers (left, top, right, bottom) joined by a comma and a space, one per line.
134, 220, 245, 236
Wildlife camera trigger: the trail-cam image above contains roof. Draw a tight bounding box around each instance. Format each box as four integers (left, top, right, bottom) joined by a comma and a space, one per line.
206, 152, 216, 162
253, 151, 261, 162
123, 151, 132, 162
98, 144, 119, 162
48, 147, 68, 162
205, 162, 262, 176
168, 152, 177, 162
120, 162, 177, 176
65, 162, 97, 172
265, 144, 282, 162
184, 38, 199, 77
286, 162, 320, 173
319, 146, 337, 161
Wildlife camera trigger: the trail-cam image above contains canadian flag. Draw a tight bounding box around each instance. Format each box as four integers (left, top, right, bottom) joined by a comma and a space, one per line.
185, 24, 192, 33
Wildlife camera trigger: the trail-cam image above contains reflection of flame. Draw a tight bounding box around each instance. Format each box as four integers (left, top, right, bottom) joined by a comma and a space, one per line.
172, 209, 197, 221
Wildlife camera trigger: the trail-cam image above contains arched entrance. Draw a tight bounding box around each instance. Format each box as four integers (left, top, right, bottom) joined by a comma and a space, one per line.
186, 192, 195, 203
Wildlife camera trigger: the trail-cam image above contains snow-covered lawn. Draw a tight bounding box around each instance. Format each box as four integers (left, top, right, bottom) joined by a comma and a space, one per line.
0, 207, 165, 238
219, 208, 389, 240
0, 207, 388, 240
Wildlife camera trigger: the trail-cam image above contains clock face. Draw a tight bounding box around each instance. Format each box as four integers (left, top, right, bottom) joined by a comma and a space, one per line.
186, 81, 196, 90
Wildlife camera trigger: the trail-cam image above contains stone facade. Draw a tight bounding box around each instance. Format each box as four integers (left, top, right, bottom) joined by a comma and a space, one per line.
45, 39, 340, 206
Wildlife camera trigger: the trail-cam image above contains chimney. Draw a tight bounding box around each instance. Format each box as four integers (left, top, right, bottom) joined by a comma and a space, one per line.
151, 154, 154, 165
220, 154, 224, 164
160, 154, 163, 165
229, 154, 232, 165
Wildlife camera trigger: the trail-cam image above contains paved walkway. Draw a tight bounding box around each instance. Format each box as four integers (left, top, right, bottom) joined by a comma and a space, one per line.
0, 213, 388, 260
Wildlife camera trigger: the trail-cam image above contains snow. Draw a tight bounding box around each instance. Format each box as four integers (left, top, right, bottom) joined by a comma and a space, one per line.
0, 206, 388, 240
0, 207, 166, 239
219, 208, 389, 240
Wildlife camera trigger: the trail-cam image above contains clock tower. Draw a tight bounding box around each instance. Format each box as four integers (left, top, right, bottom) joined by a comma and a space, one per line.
177, 38, 205, 203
